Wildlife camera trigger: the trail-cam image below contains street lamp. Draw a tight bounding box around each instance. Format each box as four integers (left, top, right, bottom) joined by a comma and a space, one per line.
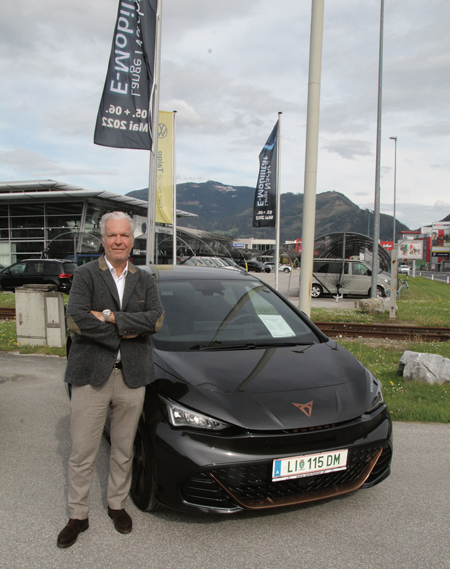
390, 136, 397, 246
371, 0, 385, 298
366, 208, 373, 236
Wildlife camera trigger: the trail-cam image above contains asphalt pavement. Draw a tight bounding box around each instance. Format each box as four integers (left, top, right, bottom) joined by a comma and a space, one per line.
1, 352, 449, 569
418, 270, 450, 284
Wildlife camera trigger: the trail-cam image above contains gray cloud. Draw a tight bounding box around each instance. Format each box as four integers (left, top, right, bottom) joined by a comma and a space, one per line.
323, 140, 374, 160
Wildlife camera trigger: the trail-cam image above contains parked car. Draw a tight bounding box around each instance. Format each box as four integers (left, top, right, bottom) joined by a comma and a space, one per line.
217, 257, 242, 271
237, 259, 271, 273
398, 264, 410, 275
0, 259, 77, 293
178, 256, 242, 271
266, 263, 293, 273
68, 265, 392, 514
309, 259, 391, 298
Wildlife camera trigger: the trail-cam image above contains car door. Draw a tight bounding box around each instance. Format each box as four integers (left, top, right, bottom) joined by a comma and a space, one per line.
313, 261, 335, 293
0, 262, 27, 290
23, 260, 45, 286
324, 261, 350, 294
349, 262, 371, 295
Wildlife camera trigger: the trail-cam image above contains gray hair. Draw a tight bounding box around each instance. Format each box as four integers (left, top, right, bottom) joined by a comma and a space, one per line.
100, 211, 136, 238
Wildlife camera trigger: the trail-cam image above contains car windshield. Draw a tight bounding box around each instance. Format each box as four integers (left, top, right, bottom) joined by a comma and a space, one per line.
154, 278, 320, 351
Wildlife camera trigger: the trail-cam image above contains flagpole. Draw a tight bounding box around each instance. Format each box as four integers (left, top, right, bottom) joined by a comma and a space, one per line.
146, 0, 162, 265
172, 110, 177, 264
275, 112, 282, 291
298, 0, 324, 316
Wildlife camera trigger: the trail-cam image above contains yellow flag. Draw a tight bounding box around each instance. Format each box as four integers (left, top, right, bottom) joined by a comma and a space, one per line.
155, 111, 174, 224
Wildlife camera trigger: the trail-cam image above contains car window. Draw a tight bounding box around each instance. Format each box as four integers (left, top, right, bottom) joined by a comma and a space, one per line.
314, 262, 328, 273
352, 263, 370, 276
24, 262, 44, 274
43, 262, 58, 275
7, 263, 27, 275
327, 262, 344, 274
154, 278, 320, 351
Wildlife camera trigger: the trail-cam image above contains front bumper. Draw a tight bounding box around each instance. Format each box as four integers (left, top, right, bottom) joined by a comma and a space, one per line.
148, 404, 393, 514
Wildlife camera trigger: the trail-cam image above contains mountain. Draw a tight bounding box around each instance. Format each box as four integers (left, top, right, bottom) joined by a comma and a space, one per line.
127, 181, 409, 242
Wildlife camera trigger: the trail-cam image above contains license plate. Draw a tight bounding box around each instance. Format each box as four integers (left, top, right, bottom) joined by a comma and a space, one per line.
272, 449, 348, 481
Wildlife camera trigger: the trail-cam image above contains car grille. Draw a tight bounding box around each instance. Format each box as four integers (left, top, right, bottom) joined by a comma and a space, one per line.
363, 445, 392, 486
180, 443, 386, 511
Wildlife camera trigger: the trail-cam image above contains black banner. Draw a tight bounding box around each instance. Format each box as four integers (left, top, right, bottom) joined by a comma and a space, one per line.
253, 121, 278, 228
94, 0, 157, 150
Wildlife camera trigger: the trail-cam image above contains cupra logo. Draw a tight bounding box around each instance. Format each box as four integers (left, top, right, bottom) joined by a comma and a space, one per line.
292, 401, 313, 417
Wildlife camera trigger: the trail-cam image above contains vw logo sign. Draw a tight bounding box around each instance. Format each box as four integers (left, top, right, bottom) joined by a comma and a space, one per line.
158, 123, 168, 139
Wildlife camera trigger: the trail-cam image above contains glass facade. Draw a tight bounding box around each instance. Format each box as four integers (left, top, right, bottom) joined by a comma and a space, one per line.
0, 199, 138, 266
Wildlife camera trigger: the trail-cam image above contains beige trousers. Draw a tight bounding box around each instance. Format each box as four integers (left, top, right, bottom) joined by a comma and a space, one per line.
67, 368, 145, 519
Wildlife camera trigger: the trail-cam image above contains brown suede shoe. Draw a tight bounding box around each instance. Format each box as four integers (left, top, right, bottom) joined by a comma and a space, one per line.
57, 518, 89, 548
108, 506, 132, 534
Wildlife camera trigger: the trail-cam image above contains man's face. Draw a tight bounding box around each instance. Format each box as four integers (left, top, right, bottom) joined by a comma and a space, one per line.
102, 218, 134, 266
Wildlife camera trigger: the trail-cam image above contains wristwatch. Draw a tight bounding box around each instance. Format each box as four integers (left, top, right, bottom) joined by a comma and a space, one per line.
102, 309, 112, 323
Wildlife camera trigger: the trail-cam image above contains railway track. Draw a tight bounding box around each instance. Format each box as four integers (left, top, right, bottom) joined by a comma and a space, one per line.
0, 307, 15, 320
0, 307, 448, 341
314, 321, 450, 342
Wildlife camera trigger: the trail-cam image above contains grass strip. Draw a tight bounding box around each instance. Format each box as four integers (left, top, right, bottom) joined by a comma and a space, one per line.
311, 276, 450, 327
1, 279, 449, 422
340, 339, 450, 424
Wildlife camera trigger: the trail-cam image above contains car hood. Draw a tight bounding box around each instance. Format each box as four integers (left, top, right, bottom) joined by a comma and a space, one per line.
154, 342, 372, 430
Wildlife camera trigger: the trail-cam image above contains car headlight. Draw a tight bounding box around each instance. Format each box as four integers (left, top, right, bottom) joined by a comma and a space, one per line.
365, 370, 385, 413
162, 398, 229, 431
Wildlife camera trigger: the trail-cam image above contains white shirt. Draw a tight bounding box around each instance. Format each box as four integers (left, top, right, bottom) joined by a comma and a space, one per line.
105, 257, 128, 309
105, 258, 128, 362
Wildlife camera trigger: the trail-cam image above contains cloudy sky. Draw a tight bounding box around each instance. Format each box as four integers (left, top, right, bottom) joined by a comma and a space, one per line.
1, 0, 449, 230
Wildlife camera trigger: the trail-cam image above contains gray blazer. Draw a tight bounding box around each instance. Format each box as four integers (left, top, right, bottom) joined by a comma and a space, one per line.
65, 256, 164, 388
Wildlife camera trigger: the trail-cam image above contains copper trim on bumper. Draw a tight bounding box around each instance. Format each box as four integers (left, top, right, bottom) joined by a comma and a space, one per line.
210, 448, 383, 510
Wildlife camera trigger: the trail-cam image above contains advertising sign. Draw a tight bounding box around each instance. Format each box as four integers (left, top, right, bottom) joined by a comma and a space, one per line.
380, 241, 393, 252
155, 111, 174, 224
253, 121, 278, 228
94, 0, 157, 150
398, 240, 423, 259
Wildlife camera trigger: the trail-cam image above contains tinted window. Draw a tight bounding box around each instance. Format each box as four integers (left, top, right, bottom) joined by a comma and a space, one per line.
154, 278, 319, 351
25, 262, 44, 274
43, 262, 58, 275
314, 262, 328, 273
314, 261, 349, 274
7, 263, 26, 275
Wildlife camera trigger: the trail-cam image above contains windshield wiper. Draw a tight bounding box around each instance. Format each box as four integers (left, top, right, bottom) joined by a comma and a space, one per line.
189, 341, 313, 352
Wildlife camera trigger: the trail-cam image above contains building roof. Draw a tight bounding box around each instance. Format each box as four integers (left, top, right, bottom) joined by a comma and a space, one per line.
0, 179, 196, 218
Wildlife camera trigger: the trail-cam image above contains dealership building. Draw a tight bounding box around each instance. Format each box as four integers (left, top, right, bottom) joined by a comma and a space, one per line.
0, 179, 233, 267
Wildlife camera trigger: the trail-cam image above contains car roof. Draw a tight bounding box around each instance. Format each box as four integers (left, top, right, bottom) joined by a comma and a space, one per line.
13, 258, 72, 263
139, 264, 253, 282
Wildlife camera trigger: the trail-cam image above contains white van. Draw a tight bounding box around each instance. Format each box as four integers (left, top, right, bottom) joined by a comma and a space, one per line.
310, 259, 391, 298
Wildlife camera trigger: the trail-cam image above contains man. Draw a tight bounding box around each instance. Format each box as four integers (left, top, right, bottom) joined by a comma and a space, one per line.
57, 211, 164, 548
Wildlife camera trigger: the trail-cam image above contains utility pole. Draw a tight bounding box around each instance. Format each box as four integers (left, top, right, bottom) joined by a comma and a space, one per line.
371, 0, 384, 298
299, 0, 325, 316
